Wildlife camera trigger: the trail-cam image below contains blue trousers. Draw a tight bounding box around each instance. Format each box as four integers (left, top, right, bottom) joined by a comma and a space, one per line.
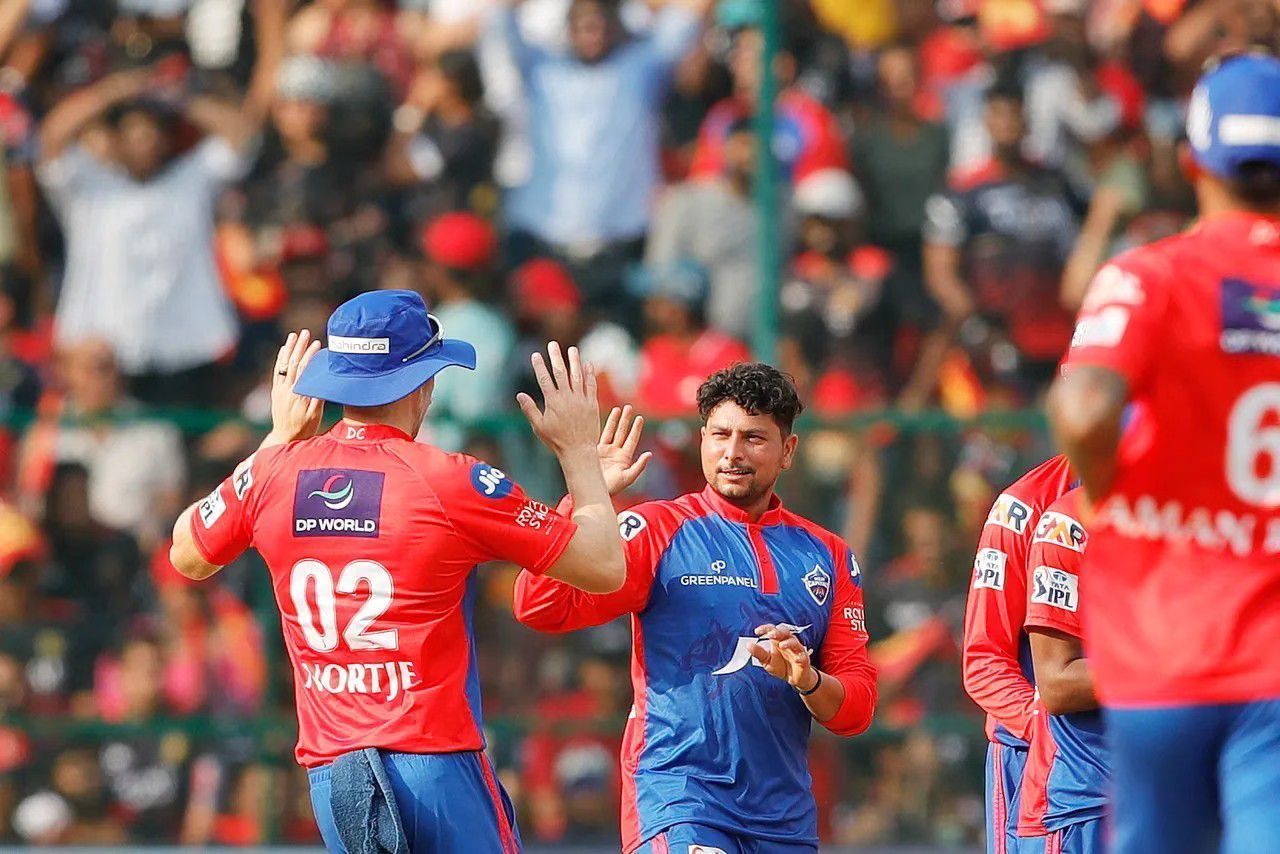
987, 743, 1042, 854
1106, 700, 1280, 854
633, 822, 816, 854
308, 750, 520, 853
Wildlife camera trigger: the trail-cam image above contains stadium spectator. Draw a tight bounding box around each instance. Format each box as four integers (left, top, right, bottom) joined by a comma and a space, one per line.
689, 23, 848, 185
646, 117, 768, 341
633, 260, 751, 417
510, 257, 639, 408
18, 339, 185, 550
36, 68, 260, 404
386, 48, 500, 225
418, 211, 515, 440
498, 0, 707, 319
922, 78, 1081, 393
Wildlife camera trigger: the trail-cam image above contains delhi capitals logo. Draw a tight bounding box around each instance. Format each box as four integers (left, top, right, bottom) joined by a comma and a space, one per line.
309, 474, 355, 510
803, 565, 831, 606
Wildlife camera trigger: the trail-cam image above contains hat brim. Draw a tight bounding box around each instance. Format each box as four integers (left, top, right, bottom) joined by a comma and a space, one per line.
293, 339, 476, 407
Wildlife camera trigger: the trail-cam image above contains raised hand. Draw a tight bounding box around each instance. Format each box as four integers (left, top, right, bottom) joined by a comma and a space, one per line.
266, 330, 324, 446
598, 405, 652, 496
749, 623, 818, 691
517, 342, 600, 458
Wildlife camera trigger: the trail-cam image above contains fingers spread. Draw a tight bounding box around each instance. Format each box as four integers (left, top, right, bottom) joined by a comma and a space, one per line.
622, 413, 645, 456
601, 406, 622, 446
584, 360, 597, 401
567, 345, 583, 392
623, 451, 652, 479
546, 341, 568, 385
530, 352, 554, 395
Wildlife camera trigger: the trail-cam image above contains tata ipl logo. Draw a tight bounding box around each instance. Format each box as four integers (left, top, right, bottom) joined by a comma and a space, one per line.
308, 474, 355, 510
1221, 277, 1280, 354
294, 469, 384, 537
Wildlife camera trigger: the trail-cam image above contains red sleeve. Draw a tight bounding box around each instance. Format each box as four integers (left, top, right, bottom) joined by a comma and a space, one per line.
433, 459, 577, 574
961, 491, 1038, 741
793, 99, 850, 181
514, 502, 668, 633
816, 545, 877, 737
188, 450, 266, 566
1063, 254, 1170, 394
688, 100, 735, 179
1024, 511, 1086, 639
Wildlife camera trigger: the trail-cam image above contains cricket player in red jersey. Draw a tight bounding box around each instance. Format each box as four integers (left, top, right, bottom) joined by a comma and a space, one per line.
962, 454, 1073, 854
1050, 53, 1280, 853
168, 289, 628, 853
1017, 487, 1108, 854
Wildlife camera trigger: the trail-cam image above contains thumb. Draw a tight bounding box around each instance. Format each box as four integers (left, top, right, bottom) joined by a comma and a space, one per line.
516, 392, 543, 428
748, 642, 771, 666
622, 451, 653, 480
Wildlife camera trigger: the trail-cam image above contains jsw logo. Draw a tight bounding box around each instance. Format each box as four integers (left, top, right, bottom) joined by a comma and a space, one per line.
712, 624, 811, 675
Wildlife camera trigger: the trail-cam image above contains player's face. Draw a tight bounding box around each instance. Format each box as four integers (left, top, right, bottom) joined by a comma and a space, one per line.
700, 401, 798, 506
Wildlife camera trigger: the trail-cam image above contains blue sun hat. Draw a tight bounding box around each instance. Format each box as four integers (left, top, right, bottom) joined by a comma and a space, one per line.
1188, 53, 1280, 180
293, 290, 476, 407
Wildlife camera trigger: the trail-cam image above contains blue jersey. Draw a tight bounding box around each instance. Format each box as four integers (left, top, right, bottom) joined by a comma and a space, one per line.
514, 486, 877, 851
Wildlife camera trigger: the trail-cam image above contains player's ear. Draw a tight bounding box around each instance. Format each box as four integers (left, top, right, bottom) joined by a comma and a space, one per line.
780, 430, 798, 471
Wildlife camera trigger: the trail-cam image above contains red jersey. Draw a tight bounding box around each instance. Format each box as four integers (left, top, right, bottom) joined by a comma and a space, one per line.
962, 455, 1075, 746
1064, 211, 1280, 706
1018, 489, 1108, 836
188, 421, 576, 767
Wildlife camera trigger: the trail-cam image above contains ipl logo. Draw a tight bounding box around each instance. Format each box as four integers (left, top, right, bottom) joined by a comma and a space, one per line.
309, 474, 355, 510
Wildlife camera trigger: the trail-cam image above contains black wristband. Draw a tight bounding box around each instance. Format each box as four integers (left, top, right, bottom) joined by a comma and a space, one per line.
796, 669, 822, 696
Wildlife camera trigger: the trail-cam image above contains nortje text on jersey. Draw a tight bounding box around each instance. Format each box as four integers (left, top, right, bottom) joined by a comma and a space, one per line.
297, 660, 419, 703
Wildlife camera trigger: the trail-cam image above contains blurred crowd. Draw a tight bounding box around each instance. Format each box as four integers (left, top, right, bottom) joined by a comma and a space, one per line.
0, 0, 1273, 846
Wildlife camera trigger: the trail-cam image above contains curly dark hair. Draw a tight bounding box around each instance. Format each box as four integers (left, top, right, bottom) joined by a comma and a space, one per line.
697, 363, 804, 434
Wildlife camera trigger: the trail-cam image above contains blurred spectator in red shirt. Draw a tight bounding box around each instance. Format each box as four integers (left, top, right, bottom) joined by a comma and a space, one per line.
689, 25, 847, 185
633, 260, 751, 417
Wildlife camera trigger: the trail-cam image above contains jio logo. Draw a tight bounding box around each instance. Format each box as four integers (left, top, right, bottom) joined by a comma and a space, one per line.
470, 463, 513, 499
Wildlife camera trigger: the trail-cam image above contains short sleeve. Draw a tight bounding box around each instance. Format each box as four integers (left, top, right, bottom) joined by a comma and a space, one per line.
189, 451, 263, 566
1024, 510, 1087, 639
435, 459, 577, 574
922, 191, 967, 246
1063, 255, 1170, 393
35, 146, 104, 213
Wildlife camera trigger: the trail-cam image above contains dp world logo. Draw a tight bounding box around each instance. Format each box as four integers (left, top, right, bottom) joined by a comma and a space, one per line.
309, 474, 355, 510
294, 469, 384, 538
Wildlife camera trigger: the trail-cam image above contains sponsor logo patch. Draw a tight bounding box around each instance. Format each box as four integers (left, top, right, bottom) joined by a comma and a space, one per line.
972, 548, 1007, 590
1034, 511, 1087, 552
713, 623, 811, 675
1032, 566, 1079, 612
469, 463, 513, 499
515, 500, 551, 530
294, 469, 384, 537
843, 605, 866, 633
848, 551, 862, 586
618, 511, 647, 541
803, 564, 831, 606
985, 493, 1032, 535
1221, 277, 1280, 355
232, 454, 255, 500
328, 335, 390, 354
198, 487, 226, 528
1082, 264, 1145, 312
1071, 306, 1130, 349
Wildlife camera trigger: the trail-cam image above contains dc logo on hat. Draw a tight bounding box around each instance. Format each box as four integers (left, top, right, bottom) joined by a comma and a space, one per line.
470, 463, 513, 499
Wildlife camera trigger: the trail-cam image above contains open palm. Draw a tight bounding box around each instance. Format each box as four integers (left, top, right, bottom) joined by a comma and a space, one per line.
598, 405, 652, 496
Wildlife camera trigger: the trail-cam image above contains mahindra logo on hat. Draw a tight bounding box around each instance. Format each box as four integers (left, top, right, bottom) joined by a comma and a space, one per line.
329, 336, 390, 354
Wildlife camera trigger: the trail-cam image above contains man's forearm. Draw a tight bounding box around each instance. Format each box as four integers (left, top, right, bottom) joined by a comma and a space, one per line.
40, 73, 143, 159
546, 446, 625, 593
798, 667, 845, 722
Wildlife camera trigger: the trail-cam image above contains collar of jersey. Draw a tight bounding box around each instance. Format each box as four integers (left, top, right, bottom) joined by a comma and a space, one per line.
329, 421, 415, 442
698, 484, 785, 527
